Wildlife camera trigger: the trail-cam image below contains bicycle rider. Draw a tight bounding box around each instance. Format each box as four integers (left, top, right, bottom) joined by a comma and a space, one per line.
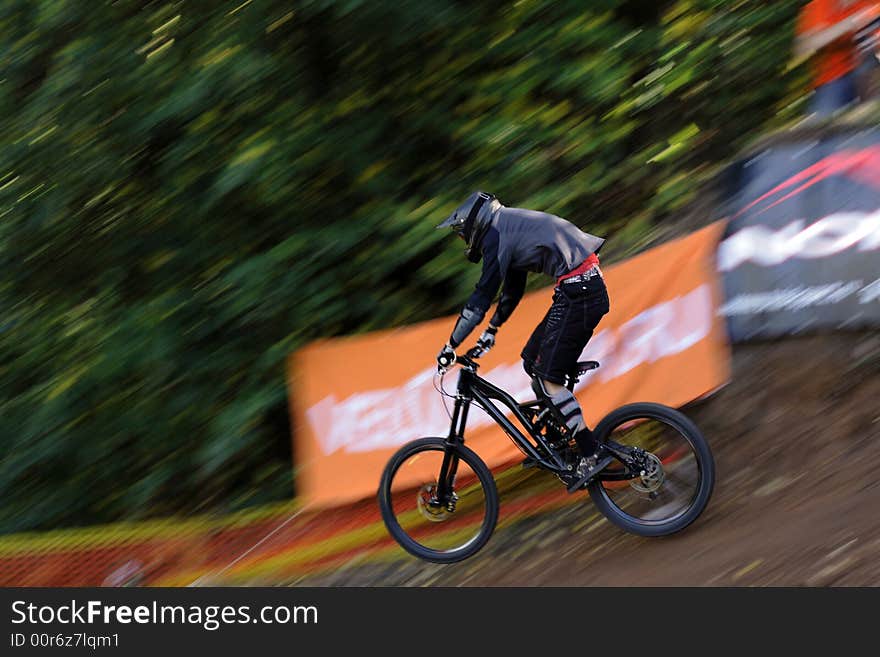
436, 191, 610, 484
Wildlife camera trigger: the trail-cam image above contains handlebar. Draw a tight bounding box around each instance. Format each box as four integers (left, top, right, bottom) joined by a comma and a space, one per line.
437, 345, 485, 374
455, 345, 485, 369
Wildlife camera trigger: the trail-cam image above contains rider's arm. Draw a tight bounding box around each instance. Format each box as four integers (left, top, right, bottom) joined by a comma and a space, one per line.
489, 268, 527, 329
448, 229, 502, 348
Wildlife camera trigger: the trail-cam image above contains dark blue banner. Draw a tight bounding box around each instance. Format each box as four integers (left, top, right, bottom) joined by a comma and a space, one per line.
717, 124, 880, 341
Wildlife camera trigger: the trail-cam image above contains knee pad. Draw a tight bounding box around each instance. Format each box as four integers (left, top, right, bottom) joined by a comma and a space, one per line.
548, 387, 587, 434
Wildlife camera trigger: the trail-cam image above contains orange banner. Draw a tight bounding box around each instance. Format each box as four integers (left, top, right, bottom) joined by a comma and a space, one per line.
288, 221, 730, 507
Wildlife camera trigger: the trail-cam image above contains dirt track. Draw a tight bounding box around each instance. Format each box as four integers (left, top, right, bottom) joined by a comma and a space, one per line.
289, 332, 880, 586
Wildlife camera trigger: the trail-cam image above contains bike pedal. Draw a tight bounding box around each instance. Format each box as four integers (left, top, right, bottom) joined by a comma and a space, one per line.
565, 454, 615, 494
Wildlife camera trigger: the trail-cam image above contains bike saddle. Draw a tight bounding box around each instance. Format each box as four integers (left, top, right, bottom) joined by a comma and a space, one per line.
575, 360, 600, 375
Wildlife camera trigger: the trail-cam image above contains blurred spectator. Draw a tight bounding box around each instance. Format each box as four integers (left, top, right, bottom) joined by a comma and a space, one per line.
795, 1, 880, 117
854, 9, 880, 99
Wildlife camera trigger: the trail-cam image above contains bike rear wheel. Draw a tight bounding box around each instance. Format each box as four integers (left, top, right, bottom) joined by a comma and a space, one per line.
587, 403, 714, 537
378, 437, 499, 563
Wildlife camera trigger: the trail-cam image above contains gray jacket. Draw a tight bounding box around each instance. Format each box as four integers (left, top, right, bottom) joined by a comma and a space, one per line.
446, 198, 605, 347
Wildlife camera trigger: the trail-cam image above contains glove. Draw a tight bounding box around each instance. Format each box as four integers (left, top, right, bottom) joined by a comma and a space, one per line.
476, 326, 498, 352
437, 344, 456, 371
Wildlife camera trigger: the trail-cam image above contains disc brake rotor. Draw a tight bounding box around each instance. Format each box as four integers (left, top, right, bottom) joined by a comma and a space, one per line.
629, 453, 665, 493
417, 484, 450, 522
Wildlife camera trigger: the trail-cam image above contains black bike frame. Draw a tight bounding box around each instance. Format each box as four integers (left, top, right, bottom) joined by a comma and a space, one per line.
432, 358, 641, 505
443, 365, 571, 474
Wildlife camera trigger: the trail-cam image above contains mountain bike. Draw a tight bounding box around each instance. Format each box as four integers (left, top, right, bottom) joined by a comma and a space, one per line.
377, 345, 715, 563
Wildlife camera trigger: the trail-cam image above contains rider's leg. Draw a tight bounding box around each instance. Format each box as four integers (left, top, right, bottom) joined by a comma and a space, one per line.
520, 306, 549, 378
541, 380, 599, 458
523, 276, 610, 460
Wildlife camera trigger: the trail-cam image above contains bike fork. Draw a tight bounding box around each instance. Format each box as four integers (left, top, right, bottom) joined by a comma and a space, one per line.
436, 396, 470, 503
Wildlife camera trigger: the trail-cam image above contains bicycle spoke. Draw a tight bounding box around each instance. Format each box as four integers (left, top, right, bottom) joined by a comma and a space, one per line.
596, 415, 702, 525
387, 445, 489, 554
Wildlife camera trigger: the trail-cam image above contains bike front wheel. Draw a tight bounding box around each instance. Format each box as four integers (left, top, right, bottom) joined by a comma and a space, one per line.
587, 402, 715, 537
378, 437, 499, 564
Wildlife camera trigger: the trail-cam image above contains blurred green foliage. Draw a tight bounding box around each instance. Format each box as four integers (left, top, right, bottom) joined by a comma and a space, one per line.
0, 0, 805, 533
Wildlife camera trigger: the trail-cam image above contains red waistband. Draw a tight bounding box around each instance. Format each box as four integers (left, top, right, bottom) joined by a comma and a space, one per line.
557, 254, 600, 284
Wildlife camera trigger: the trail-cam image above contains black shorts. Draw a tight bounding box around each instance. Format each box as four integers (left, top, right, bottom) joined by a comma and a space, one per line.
521, 275, 610, 385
